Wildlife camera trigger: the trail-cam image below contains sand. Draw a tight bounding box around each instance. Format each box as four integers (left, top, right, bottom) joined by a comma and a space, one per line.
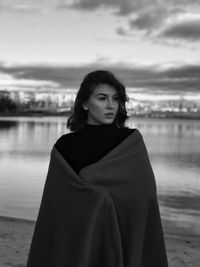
0, 215, 199, 267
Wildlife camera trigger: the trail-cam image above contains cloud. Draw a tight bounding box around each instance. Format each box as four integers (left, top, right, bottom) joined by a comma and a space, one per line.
116, 27, 129, 36
0, 5, 39, 13
0, 0, 48, 13
160, 18, 200, 41
62, 0, 200, 46
117, 12, 200, 46
59, 0, 160, 15
58, 0, 128, 14
128, 8, 169, 32
1, 62, 200, 94
2, 0, 200, 48
0, 63, 95, 89
0, 70, 59, 91
115, 6, 172, 40
63, 0, 200, 16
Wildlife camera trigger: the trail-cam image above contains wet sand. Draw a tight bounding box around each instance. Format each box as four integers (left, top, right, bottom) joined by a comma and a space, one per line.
0, 215, 199, 267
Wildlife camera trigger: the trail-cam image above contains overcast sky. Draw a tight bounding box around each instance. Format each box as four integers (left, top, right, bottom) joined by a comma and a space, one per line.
0, 0, 200, 99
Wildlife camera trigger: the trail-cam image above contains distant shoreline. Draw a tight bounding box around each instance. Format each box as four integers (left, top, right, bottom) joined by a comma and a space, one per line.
0, 215, 35, 224
0, 111, 71, 117
0, 111, 200, 120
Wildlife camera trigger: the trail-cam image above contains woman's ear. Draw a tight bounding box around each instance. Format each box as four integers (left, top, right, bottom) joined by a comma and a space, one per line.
82, 103, 88, 110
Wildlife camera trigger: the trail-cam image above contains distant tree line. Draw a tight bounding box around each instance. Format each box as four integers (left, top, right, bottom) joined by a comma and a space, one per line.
0, 95, 17, 111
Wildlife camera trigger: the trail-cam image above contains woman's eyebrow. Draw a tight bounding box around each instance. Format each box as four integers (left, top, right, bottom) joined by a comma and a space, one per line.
96, 93, 118, 96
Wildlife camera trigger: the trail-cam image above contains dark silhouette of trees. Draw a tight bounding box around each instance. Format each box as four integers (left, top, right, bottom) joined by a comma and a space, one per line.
0, 95, 17, 111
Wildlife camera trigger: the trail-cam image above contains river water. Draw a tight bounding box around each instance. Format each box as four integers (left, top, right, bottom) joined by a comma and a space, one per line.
0, 116, 199, 236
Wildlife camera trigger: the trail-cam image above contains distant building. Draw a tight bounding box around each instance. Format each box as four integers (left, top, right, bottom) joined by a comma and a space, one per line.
1, 88, 200, 115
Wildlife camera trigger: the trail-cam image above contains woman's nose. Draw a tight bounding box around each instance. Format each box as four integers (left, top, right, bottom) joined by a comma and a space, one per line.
107, 99, 114, 108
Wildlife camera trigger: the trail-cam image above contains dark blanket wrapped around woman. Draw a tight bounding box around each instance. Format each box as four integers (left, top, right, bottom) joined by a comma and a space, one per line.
26, 129, 168, 267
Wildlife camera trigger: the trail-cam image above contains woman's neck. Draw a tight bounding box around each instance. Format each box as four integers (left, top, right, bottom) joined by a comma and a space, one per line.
84, 122, 116, 130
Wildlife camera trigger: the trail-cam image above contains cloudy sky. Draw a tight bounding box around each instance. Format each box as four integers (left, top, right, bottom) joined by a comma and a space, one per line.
0, 0, 200, 100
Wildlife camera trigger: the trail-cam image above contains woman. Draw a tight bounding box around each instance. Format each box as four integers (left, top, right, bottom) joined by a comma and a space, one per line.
26, 70, 168, 267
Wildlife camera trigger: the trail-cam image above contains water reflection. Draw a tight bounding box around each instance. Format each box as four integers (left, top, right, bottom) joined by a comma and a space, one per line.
0, 116, 200, 236
159, 194, 200, 211
0, 120, 19, 130
150, 152, 200, 173
127, 117, 200, 137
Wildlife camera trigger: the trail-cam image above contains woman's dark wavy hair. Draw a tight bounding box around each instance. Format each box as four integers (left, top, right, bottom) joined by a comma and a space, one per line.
67, 70, 129, 132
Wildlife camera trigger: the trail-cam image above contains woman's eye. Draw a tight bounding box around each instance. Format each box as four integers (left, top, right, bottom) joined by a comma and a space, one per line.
98, 97, 106, 100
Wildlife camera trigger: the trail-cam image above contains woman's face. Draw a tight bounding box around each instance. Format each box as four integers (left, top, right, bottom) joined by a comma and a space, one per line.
83, 84, 119, 125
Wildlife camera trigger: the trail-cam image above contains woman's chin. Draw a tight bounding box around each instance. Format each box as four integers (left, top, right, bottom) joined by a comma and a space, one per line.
102, 117, 115, 124
87, 116, 115, 125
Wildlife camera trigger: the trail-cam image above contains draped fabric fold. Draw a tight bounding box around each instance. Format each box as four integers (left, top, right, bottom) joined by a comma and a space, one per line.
26, 129, 168, 267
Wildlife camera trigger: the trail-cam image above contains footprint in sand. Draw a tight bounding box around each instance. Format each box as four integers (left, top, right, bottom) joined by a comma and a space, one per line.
171, 256, 187, 267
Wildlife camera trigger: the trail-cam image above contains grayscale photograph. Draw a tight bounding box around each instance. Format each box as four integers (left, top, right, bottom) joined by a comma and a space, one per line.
0, 0, 200, 266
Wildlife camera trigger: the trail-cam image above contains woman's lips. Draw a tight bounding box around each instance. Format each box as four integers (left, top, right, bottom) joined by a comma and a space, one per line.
105, 113, 114, 116
105, 112, 114, 116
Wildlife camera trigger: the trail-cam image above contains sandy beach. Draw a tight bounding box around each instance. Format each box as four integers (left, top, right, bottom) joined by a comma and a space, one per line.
0, 215, 199, 267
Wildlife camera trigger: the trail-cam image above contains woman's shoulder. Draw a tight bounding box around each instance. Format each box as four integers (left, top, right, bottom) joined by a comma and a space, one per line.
120, 126, 136, 134
54, 132, 78, 148
116, 126, 136, 140
123, 126, 135, 131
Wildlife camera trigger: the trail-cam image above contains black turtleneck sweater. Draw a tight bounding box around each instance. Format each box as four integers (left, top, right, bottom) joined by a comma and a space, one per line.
54, 123, 135, 174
